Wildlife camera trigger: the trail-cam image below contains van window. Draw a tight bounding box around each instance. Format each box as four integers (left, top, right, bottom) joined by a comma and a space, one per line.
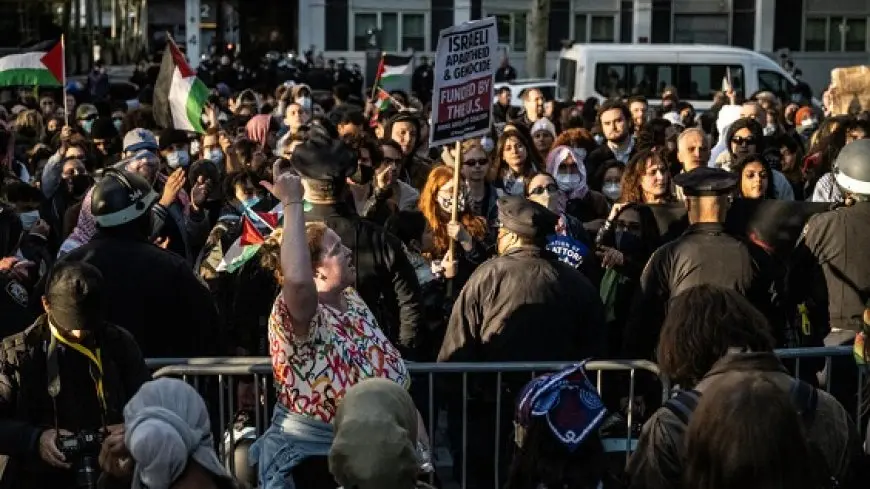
758, 70, 794, 101
594, 63, 744, 101
557, 58, 576, 101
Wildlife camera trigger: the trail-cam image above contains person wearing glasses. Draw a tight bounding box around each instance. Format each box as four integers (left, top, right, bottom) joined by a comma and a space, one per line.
75, 104, 99, 136
524, 172, 597, 282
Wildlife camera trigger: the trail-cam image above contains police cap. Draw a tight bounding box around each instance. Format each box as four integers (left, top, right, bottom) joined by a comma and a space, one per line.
497, 196, 558, 239
673, 166, 738, 197
46, 261, 106, 332
289, 129, 357, 192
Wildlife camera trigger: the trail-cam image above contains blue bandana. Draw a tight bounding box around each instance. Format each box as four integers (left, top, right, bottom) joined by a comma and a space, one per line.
515, 363, 607, 452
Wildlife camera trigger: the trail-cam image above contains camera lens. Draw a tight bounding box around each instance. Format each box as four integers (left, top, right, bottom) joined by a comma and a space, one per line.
75, 455, 99, 489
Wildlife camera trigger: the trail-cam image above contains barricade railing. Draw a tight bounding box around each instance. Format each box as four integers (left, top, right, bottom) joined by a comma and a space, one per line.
144, 346, 861, 489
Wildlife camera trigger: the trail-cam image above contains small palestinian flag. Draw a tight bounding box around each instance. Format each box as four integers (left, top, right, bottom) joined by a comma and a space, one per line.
369, 88, 392, 127
154, 38, 209, 133
374, 54, 413, 89
217, 211, 280, 273
0, 40, 64, 87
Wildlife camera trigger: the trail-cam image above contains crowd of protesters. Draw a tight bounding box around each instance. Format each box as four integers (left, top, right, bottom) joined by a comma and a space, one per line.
0, 47, 869, 489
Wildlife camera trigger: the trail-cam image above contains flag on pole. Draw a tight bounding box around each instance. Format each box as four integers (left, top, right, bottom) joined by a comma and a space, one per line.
369, 87, 393, 127
154, 37, 209, 133
216, 211, 281, 273
373, 54, 413, 92
0, 41, 64, 87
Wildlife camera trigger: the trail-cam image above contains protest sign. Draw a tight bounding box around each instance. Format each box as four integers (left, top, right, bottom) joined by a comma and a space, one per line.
429, 17, 498, 147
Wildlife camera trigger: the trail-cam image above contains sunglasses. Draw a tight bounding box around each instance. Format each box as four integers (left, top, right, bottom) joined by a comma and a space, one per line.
529, 183, 559, 196
731, 136, 756, 146
462, 158, 488, 167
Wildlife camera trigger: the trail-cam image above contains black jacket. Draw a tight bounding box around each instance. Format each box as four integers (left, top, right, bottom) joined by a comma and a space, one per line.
60, 234, 221, 358
0, 317, 150, 489
791, 202, 870, 334
438, 245, 606, 363
624, 222, 776, 359
305, 203, 423, 357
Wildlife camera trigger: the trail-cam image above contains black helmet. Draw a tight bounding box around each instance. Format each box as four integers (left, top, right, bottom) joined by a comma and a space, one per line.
90, 168, 159, 227
834, 139, 870, 196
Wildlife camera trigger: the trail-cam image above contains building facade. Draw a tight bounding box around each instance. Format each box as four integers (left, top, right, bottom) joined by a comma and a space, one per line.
300, 0, 870, 93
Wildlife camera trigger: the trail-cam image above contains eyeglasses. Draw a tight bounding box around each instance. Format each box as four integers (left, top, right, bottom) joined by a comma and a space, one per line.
382, 157, 402, 165
529, 183, 559, 196
462, 158, 488, 167
731, 136, 756, 146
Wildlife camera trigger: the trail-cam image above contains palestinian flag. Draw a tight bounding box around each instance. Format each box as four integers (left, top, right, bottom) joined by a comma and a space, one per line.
217, 210, 281, 273
154, 38, 209, 133
373, 54, 413, 92
369, 87, 392, 127
0, 40, 64, 87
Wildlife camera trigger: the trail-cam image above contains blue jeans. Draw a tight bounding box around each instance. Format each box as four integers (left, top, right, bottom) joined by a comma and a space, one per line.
249, 403, 334, 489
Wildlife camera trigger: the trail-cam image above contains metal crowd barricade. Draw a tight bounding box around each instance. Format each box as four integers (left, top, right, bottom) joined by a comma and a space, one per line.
148, 359, 665, 485
144, 346, 862, 489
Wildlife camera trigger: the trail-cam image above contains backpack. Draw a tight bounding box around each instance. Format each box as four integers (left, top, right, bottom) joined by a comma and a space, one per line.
664, 378, 837, 489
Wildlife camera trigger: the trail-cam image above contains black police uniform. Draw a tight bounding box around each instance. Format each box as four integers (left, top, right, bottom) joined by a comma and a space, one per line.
292, 131, 424, 357
624, 168, 776, 359
439, 196, 606, 489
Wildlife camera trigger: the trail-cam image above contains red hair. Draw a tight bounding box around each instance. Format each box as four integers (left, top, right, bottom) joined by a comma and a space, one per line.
418, 164, 488, 256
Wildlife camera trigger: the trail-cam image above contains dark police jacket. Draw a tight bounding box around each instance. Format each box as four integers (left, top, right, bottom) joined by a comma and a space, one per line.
438, 245, 606, 363
624, 222, 775, 359
61, 235, 221, 358
792, 202, 870, 335
0, 316, 150, 489
305, 203, 423, 358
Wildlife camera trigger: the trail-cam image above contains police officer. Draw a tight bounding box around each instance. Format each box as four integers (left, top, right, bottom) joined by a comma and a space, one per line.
624, 167, 776, 359
791, 139, 870, 409
60, 169, 220, 358
439, 195, 606, 362
290, 124, 423, 357
0, 261, 149, 489
438, 196, 605, 489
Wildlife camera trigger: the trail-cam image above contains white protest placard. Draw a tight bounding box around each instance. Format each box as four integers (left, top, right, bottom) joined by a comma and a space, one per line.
429, 17, 498, 147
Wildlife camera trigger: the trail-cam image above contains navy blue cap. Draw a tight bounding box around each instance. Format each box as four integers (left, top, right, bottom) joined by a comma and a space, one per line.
673, 167, 738, 197
497, 196, 558, 239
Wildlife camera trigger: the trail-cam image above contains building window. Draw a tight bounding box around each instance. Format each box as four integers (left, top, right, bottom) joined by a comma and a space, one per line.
352, 12, 428, 52
804, 16, 867, 52
402, 14, 426, 52
574, 14, 617, 43
491, 12, 526, 51
673, 14, 729, 45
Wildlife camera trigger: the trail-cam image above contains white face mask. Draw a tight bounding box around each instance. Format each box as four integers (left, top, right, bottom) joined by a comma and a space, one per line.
166, 150, 190, 169
208, 148, 224, 164
763, 124, 776, 136
602, 182, 622, 201
295, 96, 312, 111
19, 210, 40, 230
556, 174, 583, 192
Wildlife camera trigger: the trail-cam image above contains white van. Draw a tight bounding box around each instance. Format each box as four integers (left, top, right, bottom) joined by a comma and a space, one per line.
556, 44, 803, 111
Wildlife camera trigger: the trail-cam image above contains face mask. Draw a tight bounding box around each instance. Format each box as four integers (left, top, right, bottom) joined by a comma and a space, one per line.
602, 182, 622, 201
66, 174, 93, 197
615, 228, 642, 253
209, 148, 224, 164
763, 124, 776, 136
349, 165, 375, 186
242, 195, 261, 210
556, 174, 583, 192
166, 150, 190, 168
19, 210, 39, 230
437, 193, 466, 214
593, 134, 605, 145
295, 96, 312, 111
81, 119, 94, 134
113, 119, 122, 132
791, 93, 802, 103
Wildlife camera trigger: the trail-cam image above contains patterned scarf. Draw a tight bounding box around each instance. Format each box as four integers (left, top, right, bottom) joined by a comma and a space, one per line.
516, 363, 607, 452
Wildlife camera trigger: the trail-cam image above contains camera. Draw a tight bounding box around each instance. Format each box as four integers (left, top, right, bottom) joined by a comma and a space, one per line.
56, 430, 106, 489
